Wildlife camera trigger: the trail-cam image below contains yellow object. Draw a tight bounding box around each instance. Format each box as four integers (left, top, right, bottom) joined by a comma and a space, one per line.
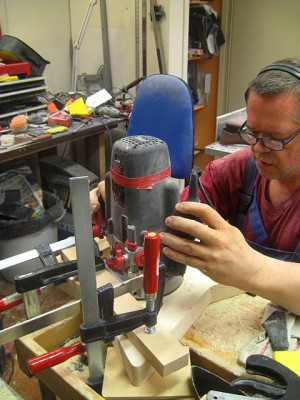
0, 75, 18, 82
45, 126, 68, 134
68, 97, 93, 116
273, 351, 300, 376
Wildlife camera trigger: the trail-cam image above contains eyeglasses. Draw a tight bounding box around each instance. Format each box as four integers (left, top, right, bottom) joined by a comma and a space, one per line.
238, 121, 300, 151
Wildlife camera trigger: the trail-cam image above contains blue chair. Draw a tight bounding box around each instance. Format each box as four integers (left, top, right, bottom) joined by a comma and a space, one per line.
127, 74, 194, 179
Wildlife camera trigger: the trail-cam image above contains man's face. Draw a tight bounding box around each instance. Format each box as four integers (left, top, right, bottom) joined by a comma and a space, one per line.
246, 91, 300, 182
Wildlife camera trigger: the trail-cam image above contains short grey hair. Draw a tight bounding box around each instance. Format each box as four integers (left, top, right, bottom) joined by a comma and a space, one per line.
245, 58, 300, 123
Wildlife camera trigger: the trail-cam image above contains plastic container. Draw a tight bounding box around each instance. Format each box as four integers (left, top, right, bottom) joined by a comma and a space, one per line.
9, 114, 28, 133
0, 134, 15, 147
0, 191, 65, 282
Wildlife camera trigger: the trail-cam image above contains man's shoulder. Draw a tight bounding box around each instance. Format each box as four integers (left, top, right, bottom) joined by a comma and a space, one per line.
209, 147, 252, 173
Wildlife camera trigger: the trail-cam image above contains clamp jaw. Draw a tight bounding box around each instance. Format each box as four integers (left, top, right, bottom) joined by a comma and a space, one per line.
81, 262, 165, 344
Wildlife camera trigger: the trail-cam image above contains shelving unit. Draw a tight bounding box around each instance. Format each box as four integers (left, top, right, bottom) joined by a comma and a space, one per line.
188, 0, 222, 170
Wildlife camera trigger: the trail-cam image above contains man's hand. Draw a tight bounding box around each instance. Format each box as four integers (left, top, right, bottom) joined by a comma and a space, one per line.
160, 202, 259, 289
90, 180, 105, 214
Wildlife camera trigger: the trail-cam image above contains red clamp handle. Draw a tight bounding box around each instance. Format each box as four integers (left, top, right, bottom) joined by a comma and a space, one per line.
143, 231, 160, 295
92, 210, 102, 238
27, 340, 84, 375
0, 292, 23, 312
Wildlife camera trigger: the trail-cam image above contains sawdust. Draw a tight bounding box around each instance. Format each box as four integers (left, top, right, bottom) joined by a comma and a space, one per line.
181, 293, 269, 377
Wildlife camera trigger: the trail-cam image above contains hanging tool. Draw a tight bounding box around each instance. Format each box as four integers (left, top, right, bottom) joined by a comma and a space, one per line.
150, 0, 167, 73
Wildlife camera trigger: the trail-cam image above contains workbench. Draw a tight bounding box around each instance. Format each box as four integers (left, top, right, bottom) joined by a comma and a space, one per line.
1, 265, 269, 399
0, 117, 124, 180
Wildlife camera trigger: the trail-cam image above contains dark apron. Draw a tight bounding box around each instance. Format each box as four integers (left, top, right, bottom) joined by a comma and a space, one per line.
235, 156, 300, 262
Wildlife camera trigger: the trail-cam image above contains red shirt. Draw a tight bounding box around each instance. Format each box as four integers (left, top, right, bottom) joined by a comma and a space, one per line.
180, 147, 300, 252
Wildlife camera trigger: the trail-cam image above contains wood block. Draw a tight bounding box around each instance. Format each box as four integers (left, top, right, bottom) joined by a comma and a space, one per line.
102, 346, 193, 399
113, 334, 155, 386
127, 325, 189, 377
111, 292, 190, 377
60, 236, 110, 262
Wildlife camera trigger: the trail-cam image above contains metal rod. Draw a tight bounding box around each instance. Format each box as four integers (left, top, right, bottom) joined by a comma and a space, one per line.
69, 176, 105, 391
150, 0, 167, 74
99, 0, 112, 90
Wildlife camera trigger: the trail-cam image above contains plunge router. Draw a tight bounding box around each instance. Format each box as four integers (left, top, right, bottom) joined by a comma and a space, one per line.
104, 135, 184, 294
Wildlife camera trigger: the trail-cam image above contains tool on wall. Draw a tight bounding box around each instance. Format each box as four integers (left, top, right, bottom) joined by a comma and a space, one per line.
149, 0, 166, 74
71, 0, 112, 92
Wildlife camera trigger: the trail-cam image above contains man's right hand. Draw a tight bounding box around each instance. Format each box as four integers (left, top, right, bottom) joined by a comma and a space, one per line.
90, 180, 105, 215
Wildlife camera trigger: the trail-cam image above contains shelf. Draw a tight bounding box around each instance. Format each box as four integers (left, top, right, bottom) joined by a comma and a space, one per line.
194, 104, 205, 112
189, 0, 221, 170
188, 55, 205, 61
190, 1, 213, 4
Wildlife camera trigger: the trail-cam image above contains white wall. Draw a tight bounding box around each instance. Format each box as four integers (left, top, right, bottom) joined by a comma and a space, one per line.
0, 0, 188, 94
219, 0, 300, 113
0, 0, 71, 93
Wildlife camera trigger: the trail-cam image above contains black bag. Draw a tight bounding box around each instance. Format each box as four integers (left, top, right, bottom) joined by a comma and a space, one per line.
189, 5, 225, 57
0, 35, 50, 76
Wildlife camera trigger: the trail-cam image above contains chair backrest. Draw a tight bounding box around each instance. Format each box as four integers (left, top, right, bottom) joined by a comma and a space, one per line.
127, 74, 194, 179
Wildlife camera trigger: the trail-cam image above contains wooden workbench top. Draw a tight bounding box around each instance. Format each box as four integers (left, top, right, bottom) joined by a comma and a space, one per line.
182, 292, 269, 382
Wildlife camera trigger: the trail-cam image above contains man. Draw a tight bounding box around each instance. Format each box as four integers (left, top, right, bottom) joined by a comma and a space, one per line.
161, 58, 300, 315
90, 58, 300, 315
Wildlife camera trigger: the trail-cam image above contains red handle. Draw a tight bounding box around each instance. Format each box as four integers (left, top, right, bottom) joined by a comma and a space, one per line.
92, 210, 102, 238
27, 340, 84, 375
0, 288, 42, 312
143, 231, 160, 295
0, 292, 23, 312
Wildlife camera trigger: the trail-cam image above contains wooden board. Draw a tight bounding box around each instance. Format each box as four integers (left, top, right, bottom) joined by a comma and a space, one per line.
102, 347, 193, 400
182, 293, 269, 382
15, 269, 262, 399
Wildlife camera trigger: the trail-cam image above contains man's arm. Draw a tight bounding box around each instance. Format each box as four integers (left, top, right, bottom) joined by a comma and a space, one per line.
160, 202, 300, 316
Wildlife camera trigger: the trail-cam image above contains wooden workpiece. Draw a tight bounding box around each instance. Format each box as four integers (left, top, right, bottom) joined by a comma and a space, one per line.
182, 293, 269, 382
14, 240, 269, 399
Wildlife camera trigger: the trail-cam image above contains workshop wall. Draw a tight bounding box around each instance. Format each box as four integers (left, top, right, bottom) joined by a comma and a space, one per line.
219, 0, 300, 113
0, 0, 188, 95
0, 0, 71, 93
